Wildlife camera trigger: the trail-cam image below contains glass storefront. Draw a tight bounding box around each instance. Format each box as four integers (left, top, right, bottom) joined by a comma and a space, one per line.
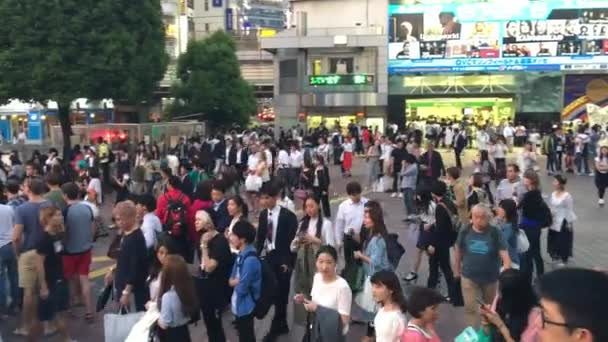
406, 97, 514, 125
306, 115, 385, 134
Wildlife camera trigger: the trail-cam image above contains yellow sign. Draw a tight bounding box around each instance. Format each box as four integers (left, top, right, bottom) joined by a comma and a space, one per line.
166, 24, 177, 38
259, 28, 277, 38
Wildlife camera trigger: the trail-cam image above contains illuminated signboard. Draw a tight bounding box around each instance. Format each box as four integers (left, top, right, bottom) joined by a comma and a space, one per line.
309, 74, 375, 86
388, 0, 608, 74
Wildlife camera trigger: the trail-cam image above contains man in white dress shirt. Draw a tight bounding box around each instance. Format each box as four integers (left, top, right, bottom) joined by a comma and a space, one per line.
334, 181, 368, 271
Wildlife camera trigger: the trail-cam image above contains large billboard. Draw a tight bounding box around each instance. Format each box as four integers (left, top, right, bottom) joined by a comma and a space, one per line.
388, 0, 608, 74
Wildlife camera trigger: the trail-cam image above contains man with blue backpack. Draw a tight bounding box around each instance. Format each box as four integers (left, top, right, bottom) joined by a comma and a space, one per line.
229, 221, 262, 342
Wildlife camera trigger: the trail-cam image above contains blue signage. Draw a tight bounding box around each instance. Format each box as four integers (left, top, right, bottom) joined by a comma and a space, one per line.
225, 8, 233, 31
213, 0, 222, 7
27, 110, 42, 141
388, 0, 608, 74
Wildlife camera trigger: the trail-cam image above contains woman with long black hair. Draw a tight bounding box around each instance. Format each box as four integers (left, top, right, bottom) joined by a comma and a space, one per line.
548, 175, 575, 266
496, 199, 521, 268
312, 154, 331, 218
595, 145, 608, 206
291, 196, 334, 325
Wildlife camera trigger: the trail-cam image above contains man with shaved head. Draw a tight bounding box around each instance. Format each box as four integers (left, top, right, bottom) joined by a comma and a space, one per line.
104, 201, 149, 311
454, 204, 512, 328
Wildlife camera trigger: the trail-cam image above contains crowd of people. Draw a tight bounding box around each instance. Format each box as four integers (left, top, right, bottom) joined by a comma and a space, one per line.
0, 120, 606, 342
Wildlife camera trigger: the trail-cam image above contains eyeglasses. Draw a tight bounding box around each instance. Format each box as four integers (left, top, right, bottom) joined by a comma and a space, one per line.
540, 310, 576, 329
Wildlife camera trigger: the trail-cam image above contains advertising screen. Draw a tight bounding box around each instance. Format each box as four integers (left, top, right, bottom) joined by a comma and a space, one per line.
388, 0, 608, 74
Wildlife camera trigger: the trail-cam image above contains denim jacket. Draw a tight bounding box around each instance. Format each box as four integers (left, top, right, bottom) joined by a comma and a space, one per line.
230, 244, 262, 317
364, 235, 391, 276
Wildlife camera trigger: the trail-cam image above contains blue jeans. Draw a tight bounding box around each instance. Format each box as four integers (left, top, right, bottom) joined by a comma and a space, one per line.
402, 188, 415, 216
0, 243, 19, 310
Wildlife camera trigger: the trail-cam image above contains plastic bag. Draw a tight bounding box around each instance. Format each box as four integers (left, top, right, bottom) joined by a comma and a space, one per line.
355, 276, 377, 313
125, 304, 161, 342
104, 310, 145, 342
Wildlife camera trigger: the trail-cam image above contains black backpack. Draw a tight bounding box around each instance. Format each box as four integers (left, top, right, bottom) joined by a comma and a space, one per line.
163, 194, 188, 238
385, 233, 405, 270
241, 251, 277, 319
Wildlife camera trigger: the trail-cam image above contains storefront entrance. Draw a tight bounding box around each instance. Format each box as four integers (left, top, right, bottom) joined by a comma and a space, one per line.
405, 97, 514, 126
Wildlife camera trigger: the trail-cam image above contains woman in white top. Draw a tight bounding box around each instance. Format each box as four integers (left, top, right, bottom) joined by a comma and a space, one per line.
519, 141, 538, 172
87, 167, 103, 205
367, 270, 407, 342
594, 146, 608, 206
492, 137, 508, 178
342, 138, 354, 177
295, 245, 352, 335
548, 175, 576, 266
316, 137, 330, 165
291, 197, 335, 324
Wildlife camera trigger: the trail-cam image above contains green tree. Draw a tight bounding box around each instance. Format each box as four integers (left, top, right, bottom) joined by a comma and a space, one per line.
0, 0, 168, 157
170, 31, 255, 128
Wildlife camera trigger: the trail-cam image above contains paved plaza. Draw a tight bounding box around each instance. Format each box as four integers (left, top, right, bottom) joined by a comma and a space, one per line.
1, 149, 606, 341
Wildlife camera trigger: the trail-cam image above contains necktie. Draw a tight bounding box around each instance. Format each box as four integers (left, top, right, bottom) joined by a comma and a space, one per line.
427, 153, 433, 177
267, 211, 273, 242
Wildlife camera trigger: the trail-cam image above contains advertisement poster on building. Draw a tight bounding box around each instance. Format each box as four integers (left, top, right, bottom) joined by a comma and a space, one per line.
562, 74, 608, 122
388, 1, 608, 73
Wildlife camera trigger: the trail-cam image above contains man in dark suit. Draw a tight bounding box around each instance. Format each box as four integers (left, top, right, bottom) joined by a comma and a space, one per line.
256, 181, 298, 341
453, 128, 467, 169
419, 141, 445, 190
208, 181, 231, 233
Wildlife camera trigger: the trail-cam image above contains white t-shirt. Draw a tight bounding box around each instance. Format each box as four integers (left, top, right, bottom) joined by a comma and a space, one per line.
87, 178, 102, 204
310, 273, 352, 334
277, 150, 290, 168
374, 307, 407, 342
289, 150, 304, 168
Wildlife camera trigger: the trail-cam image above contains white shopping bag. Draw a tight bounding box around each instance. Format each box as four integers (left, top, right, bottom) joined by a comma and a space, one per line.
355, 276, 377, 313
125, 304, 161, 342
104, 309, 145, 342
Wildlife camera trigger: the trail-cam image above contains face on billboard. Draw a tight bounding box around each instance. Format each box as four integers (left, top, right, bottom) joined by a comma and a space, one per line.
388, 1, 608, 73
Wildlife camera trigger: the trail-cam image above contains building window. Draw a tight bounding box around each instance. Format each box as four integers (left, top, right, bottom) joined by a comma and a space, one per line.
311, 59, 322, 75
205, 23, 210, 32
329, 57, 354, 74
204, 0, 209, 11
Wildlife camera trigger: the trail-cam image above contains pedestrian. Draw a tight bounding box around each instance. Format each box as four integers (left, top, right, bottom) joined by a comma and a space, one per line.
419, 141, 445, 190
312, 154, 331, 218
32, 206, 74, 342
156, 176, 192, 261
334, 182, 368, 272
187, 180, 213, 247
468, 173, 491, 209
519, 170, 551, 283
209, 181, 231, 233
12, 177, 50, 337
402, 287, 445, 342
495, 164, 527, 204
155, 255, 198, 341
366, 139, 382, 190
134, 193, 163, 251
454, 204, 512, 328
445, 167, 468, 225
475, 150, 496, 205
354, 200, 392, 334
104, 201, 149, 312
342, 137, 354, 177
426, 181, 458, 297
45, 172, 66, 211
294, 245, 352, 339
547, 175, 575, 267
256, 181, 298, 341
390, 140, 409, 198
61, 182, 95, 322
535, 268, 608, 342
399, 154, 418, 221
519, 142, 538, 173
574, 127, 590, 175
453, 128, 467, 170
146, 237, 178, 303
195, 210, 232, 342
0, 197, 17, 316
368, 270, 407, 342
492, 137, 508, 180
594, 145, 608, 206
403, 191, 435, 282
229, 221, 262, 342
87, 168, 102, 205
495, 199, 521, 268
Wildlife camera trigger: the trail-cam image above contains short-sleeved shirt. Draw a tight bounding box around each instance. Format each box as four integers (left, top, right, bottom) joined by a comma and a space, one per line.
15, 201, 50, 252
36, 231, 65, 285
201, 233, 233, 290
44, 189, 66, 211
310, 273, 352, 318
456, 225, 507, 285
63, 202, 94, 254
